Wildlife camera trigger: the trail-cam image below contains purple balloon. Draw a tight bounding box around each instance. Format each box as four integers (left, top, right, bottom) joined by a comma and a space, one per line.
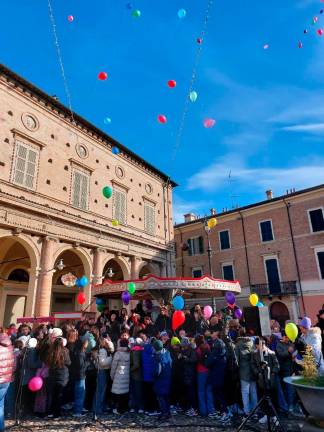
144, 298, 153, 310
121, 291, 131, 305
225, 291, 236, 305
235, 308, 242, 319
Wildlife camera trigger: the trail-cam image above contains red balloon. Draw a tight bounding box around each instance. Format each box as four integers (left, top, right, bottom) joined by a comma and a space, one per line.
197, 38, 202, 44
68, 15, 74, 22
167, 80, 176, 88
158, 115, 167, 124
317, 29, 324, 36
172, 310, 185, 331
77, 292, 86, 305
98, 72, 108, 81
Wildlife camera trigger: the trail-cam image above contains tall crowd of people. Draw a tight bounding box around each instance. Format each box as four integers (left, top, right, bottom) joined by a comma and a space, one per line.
0, 303, 323, 432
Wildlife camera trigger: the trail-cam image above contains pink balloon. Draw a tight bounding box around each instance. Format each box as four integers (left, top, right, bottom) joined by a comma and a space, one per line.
203, 305, 213, 320
317, 29, 324, 36
28, 376, 43, 392
203, 118, 216, 129
68, 15, 74, 22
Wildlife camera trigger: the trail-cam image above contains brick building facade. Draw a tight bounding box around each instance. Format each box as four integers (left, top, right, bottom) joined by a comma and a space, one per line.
174, 186, 324, 324
0, 64, 176, 327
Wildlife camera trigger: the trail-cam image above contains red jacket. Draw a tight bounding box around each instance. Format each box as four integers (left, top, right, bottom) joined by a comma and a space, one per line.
0, 333, 14, 384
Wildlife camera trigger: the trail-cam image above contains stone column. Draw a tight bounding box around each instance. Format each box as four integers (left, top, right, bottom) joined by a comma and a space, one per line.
35, 237, 56, 317
130, 256, 141, 280
92, 248, 105, 285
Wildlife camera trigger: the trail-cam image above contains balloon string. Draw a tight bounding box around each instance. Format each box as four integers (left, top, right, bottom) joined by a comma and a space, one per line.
170, 0, 214, 165
47, 0, 75, 124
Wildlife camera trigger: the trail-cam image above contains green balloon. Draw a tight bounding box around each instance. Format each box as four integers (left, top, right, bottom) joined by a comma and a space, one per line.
102, 186, 113, 199
97, 304, 105, 312
128, 282, 136, 295
132, 9, 141, 18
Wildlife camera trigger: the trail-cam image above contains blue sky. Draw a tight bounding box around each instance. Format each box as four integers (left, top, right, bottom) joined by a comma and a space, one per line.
1, 0, 324, 223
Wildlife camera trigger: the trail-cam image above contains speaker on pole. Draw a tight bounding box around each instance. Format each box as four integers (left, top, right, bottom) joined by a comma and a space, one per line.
243, 306, 271, 337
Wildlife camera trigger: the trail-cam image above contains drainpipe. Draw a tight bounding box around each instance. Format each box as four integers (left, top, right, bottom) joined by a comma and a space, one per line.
283, 199, 306, 316
238, 210, 251, 288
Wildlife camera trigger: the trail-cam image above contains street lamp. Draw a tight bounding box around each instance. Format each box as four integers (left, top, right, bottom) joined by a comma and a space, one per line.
204, 218, 214, 278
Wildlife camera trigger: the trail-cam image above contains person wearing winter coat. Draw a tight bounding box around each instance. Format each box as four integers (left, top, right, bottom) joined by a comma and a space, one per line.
0, 332, 14, 432
180, 338, 197, 416
276, 334, 295, 412
141, 341, 158, 413
154, 306, 172, 333
300, 321, 324, 374
195, 336, 215, 417
152, 340, 172, 420
251, 337, 280, 424
170, 340, 183, 410
108, 313, 121, 347
46, 338, 71, 419
235, 333, 258, 416
129, 338, 144, 413
93, 338, 114, 415
110, 339, 130, 414
205, 333, 230, 423
71, 339, 89, 416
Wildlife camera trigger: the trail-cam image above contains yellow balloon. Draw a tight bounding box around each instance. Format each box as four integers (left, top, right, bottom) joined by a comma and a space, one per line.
249, 293, 259, 307
207, 218, 217, 229
112, 219, 119, 227
285, 323, 298, 342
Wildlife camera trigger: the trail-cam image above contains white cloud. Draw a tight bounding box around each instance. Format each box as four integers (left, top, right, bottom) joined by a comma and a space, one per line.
281, 123, 324, 133
187, 155, 324, 194
172, 195, 213, 225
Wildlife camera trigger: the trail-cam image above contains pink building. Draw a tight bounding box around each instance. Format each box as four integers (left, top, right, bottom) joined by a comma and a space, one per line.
174, 186, 324, 325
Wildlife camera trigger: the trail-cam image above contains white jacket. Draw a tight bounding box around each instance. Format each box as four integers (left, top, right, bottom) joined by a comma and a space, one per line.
98, 348, 112, 370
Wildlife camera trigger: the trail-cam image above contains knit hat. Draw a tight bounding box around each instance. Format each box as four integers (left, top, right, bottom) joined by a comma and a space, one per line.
160, 331, 169, 338
17, 336, 29, 347
51, 328, 63, 338
135, 337, 143, 346
171, 336, 180, 346
300, 317, 311, 329
153, 339, 163, 351
181, 337, 191, 346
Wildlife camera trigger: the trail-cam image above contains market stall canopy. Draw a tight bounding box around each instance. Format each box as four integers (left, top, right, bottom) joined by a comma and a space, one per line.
93, 274, 241, 303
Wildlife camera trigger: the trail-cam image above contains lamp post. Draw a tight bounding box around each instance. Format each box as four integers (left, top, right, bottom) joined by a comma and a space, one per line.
204, 218, 214, 278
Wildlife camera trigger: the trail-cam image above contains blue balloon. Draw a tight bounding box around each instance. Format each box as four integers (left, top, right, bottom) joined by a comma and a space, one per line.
178, 8, 187, 19
112, 146, 120, 155
104, 117, 112, 125
96, 298, 105, 306
172, 295, 184, 310
257, 301, 264, 307
78, 275, 88, 288
126, 2, 132, 9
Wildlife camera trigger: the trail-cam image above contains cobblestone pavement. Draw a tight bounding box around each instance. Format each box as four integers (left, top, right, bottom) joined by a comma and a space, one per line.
5, 411, 310, 432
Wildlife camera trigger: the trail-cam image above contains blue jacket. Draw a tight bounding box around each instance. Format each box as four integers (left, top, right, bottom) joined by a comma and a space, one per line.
205, 339, 227, 387
142, 343, 155, 382
152, 349, 172, 396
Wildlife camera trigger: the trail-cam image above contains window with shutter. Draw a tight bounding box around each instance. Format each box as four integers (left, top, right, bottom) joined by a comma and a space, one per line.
144, 203, 155, 235
187, 237, 204, 255
72, 170, 89, 210
113, 189, 127, 225
12, 142, 38, 189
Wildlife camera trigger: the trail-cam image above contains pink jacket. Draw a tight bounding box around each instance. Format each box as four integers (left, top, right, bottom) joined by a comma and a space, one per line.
0, 333, 14, 384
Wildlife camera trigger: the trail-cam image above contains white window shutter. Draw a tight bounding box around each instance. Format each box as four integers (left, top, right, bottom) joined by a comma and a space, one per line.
145, 204, 155, 235
13, 142, 38, 189
114, 189, 126, 225
72, 170, 89, 210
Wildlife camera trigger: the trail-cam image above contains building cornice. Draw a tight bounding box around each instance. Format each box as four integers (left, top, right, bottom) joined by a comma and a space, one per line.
0, 63, 177, 187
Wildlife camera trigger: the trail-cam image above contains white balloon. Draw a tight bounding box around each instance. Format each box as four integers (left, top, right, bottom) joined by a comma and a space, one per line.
27, 338, 38, 348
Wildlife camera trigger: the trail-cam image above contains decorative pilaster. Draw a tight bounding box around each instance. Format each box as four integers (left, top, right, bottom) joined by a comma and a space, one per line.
92, 247, 106, 285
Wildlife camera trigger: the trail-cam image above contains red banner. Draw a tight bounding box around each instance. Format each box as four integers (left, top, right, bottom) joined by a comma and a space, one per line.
17, 316, 55, 324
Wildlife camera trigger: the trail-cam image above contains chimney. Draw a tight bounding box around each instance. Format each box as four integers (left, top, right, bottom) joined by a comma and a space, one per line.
266, 190, 273, 200
184, 213, 196, 223
210, 208, 216, 215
